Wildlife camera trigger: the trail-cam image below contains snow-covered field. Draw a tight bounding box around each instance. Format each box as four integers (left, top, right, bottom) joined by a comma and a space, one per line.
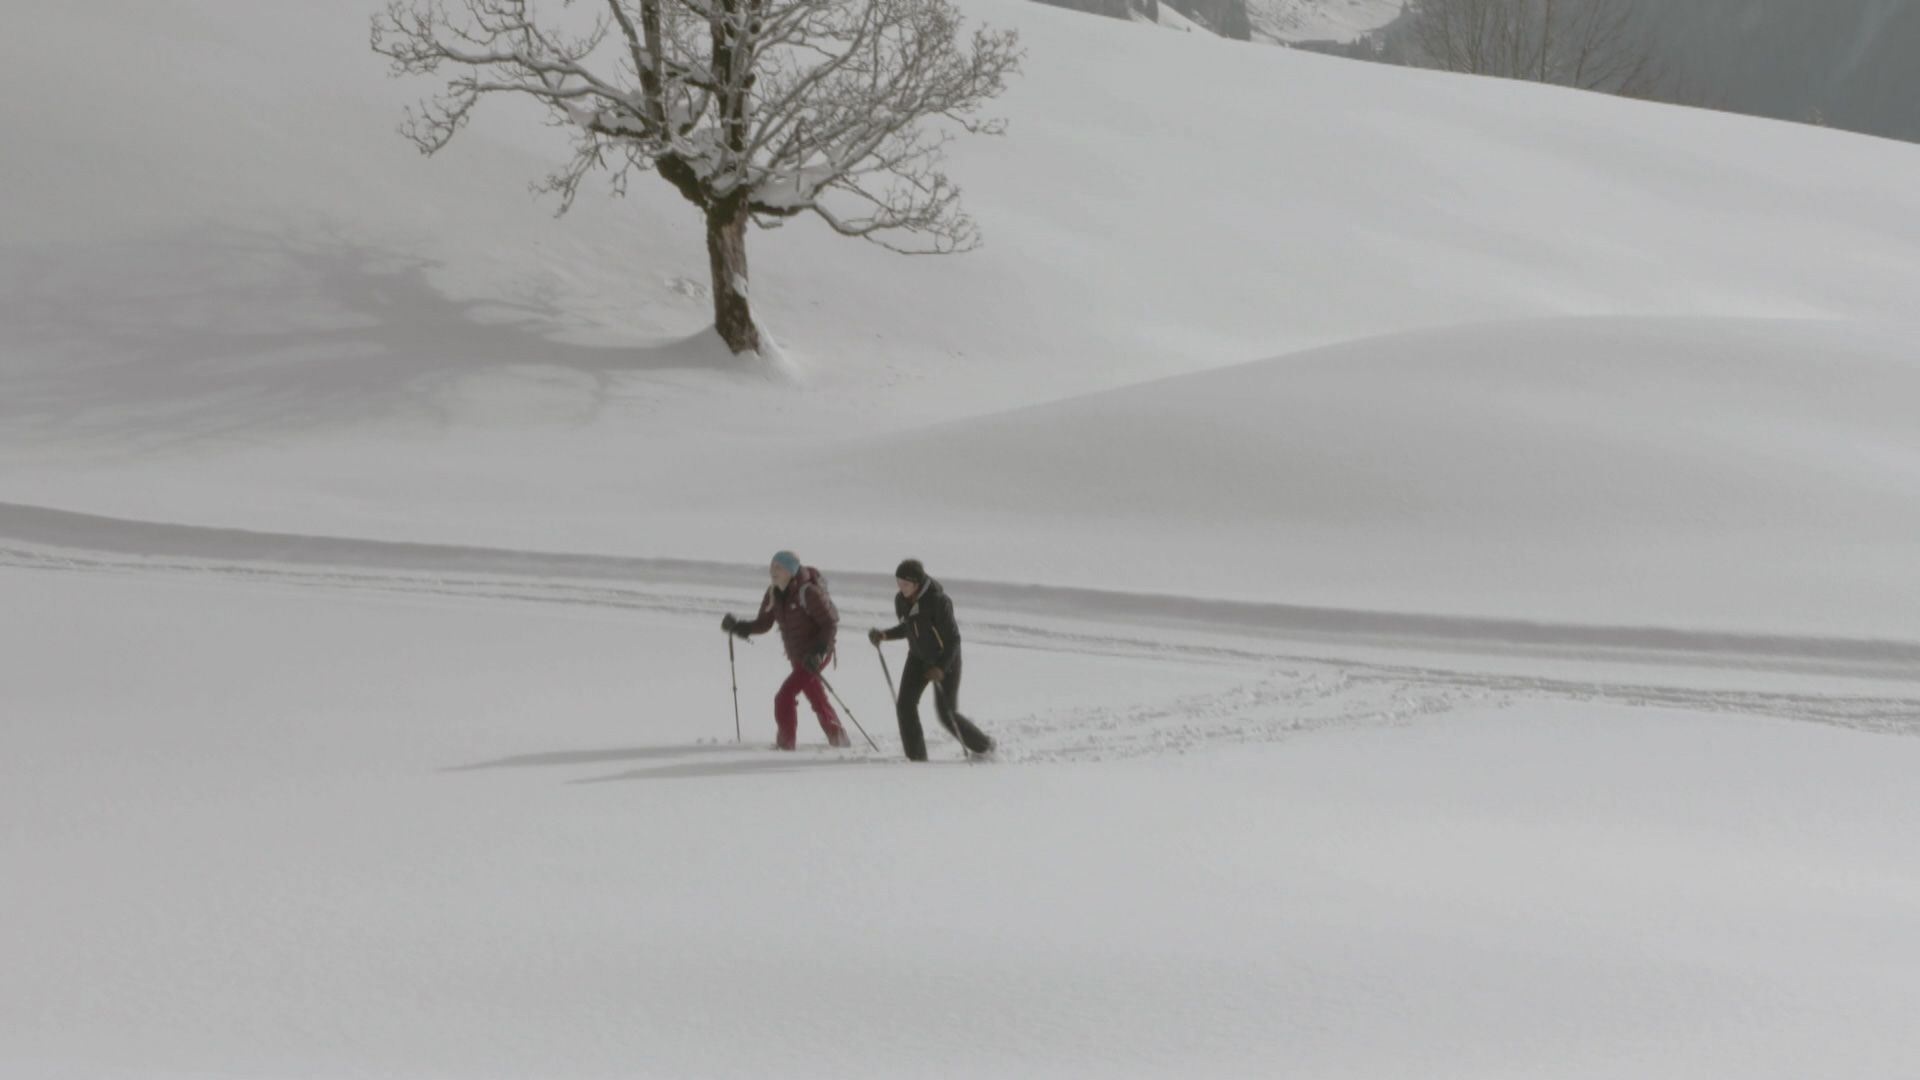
5, 0, 1920, 1075
7, 524, 1920, 1078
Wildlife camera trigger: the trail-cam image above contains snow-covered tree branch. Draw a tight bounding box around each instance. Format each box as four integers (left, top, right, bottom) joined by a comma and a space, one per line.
372, 0, 1021, 354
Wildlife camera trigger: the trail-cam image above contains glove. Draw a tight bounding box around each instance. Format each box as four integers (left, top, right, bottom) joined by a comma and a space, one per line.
721, 614, 737, 632
804, 650, 825, 674
867, 628, 884, 647
926, 665, 944, 684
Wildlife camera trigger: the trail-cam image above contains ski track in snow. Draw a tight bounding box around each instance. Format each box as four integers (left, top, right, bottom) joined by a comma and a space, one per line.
6, 515, 1919, 766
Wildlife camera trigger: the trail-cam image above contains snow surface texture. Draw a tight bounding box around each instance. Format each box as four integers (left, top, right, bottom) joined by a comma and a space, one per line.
5, 517, 1920, 1078
6, 0, 1920, 1075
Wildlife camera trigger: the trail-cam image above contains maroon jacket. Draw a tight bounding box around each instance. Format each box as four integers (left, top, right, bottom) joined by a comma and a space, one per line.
741, 567, 839, 668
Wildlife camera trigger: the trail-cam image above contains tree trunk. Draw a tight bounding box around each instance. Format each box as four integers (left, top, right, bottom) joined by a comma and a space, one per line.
706, 201, 760, 355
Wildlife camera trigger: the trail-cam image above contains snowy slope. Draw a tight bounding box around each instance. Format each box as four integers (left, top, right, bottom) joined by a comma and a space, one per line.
1139, 2, 1213, 33
1248, 0, 1402, 42
4, 0, 1920, 640
762, 317, 1920, 638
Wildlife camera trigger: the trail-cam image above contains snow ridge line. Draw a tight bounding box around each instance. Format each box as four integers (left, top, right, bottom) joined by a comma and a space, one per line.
6, 500, 1920, 679
5, 509, 1920, 758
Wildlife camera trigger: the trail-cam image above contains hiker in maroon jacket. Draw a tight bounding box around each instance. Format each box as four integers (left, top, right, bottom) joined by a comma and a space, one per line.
722, 550, 851, 750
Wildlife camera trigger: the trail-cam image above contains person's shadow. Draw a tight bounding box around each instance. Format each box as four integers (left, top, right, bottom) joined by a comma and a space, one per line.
446, 743, 880, 782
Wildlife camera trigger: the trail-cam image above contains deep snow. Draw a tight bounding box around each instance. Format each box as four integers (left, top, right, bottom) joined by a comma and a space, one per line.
5, 561, 1919, 1078
5, 0, 1920, 1075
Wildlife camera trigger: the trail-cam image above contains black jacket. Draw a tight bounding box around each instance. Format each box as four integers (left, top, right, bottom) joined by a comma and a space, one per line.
882, 578, 961, 669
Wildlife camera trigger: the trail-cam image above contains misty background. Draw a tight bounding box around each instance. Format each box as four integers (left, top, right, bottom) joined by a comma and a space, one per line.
1036, 0, 1920, 143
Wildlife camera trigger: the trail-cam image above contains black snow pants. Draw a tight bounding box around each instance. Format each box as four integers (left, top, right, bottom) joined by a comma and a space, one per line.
895, 650, 993, 760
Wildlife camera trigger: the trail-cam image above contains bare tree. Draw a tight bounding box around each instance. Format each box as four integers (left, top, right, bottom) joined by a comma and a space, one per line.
1539, 0, 1661, 96
1407, 0, 1662, 97
1408, 0, 1512, 77
373, 0, 1021, 355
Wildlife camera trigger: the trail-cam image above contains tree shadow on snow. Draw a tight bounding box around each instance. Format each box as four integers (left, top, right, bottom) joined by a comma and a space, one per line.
0, 223, 734, 454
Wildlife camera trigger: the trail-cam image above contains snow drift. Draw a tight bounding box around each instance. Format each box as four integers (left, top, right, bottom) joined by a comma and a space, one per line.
757, 317, 1920, 637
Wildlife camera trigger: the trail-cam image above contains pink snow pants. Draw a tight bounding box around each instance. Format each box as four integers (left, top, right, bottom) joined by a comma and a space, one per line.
773, 661, 844, 750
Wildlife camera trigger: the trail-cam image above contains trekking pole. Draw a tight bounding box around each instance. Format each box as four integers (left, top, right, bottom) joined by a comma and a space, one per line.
936, 678, 975, 765
876, 642, 899, 704
816, 674, 881, 752
726, 632, 742, 743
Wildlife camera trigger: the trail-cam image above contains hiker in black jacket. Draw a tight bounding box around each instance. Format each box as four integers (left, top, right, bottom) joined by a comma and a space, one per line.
867, 559, 995, 761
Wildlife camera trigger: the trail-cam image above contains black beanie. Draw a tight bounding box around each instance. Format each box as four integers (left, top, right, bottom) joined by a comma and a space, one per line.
895, 558, 927, 584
